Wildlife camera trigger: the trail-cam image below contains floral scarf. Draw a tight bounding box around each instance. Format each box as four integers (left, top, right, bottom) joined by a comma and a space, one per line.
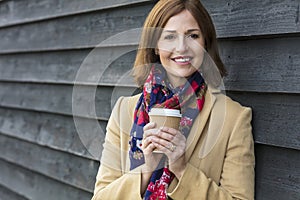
129, 64, 206, 200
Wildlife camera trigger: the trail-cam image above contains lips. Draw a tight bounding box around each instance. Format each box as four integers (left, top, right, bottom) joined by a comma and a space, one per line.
171, 56, 192, 64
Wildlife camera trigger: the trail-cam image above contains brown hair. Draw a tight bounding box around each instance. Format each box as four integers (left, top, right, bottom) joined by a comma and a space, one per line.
133, 0, 227, 87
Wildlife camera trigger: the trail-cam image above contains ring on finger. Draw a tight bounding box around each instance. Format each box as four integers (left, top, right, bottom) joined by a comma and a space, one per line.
169, 143, 176, 152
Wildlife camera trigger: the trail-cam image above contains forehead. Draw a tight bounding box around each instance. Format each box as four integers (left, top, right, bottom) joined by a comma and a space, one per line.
164, 10, 200, 31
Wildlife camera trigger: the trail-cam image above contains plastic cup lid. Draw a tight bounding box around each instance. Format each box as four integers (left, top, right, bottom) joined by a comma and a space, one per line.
149, 108, 182, 117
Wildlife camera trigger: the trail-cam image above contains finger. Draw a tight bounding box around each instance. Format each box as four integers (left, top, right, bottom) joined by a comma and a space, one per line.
155, 129, 175, 141
152, 141, 174, 154
159, 126, 181, 136
142, 139, 156, 154
142, 135, 154, 149
151, 136, 174, 151
143, 122, 156, 131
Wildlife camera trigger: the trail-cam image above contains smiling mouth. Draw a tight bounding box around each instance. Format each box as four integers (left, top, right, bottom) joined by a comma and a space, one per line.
171, 56, 192, 64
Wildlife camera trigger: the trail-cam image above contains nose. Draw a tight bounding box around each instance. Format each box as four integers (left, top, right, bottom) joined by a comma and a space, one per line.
175, 35, 188, 53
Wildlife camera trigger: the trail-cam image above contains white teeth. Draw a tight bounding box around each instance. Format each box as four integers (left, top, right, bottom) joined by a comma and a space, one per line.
174, 57, 191, 63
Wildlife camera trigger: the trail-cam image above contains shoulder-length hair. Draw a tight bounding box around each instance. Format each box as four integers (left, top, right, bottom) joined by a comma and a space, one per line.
132, 0, 227, 87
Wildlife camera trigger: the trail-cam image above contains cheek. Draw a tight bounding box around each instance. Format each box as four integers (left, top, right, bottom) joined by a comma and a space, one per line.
158, 50, 171, 62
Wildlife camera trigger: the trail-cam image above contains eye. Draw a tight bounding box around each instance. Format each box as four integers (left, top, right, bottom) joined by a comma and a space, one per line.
188, 33, 200, 39
163, 34, 176, 40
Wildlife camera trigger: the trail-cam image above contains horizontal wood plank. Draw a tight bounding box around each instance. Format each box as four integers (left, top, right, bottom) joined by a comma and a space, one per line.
0, 184, 29, 200
1, 137, 298, 200
0, 82, 299, 150
0, 107, 107, 159
227, 92, 300, 151
202, 0, 300, 38
0, 134, 99, 192
255, 144, 300, 200
0, 83, 136, 120
1, 0, 300, 53
0, 4, 151, 53
0, 0, 152, 28
0, 158, 93, 200
222, 37, 300, 93
1, 36, 300, 93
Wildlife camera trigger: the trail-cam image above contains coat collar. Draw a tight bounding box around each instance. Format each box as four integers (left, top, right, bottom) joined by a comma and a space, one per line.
184, 86, 218, 161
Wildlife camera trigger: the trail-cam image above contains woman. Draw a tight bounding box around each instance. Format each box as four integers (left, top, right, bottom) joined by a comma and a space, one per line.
92, 0, 255, 199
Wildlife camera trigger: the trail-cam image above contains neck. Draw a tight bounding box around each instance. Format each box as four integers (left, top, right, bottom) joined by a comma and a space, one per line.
167, 74, 188, 88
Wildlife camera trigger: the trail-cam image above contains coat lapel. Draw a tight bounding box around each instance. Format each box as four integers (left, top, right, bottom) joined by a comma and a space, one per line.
184, 87, 218, 162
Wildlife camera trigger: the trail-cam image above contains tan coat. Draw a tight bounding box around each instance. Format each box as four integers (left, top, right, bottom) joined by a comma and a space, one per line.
92, 88, 255, 200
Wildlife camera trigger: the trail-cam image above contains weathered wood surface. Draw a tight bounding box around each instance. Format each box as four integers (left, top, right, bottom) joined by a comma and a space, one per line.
0, 184, 28, 200
0, 83, 135, 119
0, 0, 152, 27
0, 138, 300, 200
202, 0, 300, 38
255, 144, 300, 200
0, 36, 299, 93
0, 158, 93, 200
227, 92, 300, 150
1, 0, 300, 53
0, 83, 299, 150
0, 107, 107, 159
0, 134, 99, 192
222, 37, 300, 93
0, 4, 151, 53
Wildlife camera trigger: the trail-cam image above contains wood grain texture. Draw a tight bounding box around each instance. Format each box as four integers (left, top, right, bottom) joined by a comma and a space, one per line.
0, 4, 151, 53
255, 144, 300, 200
0, 82, 299, 150
1, 0, 300, 53
0, 82, 137, 119
1, 36, 299, 93
0, 107, 107, 159
222, 37, 300, 93
0, 0, 152, 27
0, 184, 29, 200
202, 0, 300, 38
227, 92, 300, 151
0, 134, 99, 192
0, 158, 93, 200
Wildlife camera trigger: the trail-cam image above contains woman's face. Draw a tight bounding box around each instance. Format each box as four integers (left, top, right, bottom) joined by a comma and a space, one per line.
157, 10, 205, 87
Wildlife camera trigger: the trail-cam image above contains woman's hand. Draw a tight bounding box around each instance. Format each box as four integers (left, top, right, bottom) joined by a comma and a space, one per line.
143, 123, 187, 179
142, 122, 164, 173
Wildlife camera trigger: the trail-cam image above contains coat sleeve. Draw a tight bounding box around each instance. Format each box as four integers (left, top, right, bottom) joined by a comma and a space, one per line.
92, 97, 143, 200
168, 107, 255, 200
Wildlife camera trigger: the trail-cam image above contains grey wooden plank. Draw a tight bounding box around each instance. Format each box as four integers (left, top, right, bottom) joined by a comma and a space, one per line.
1, 36, 300, 93
227, 92, 300, 151
0, 184, 29, 200
222, 37, 300, 93
0, 0, 152, 27
255, 144, 300, 200
0, 158, 93, 200
0, 133, 99, 192
1, 0, 300, 53
0, 49, 91, 84
0, 82, 136, 120
0, 81, 299, 150
0, 107, 107, 159
0, 3, 152, 53
202, 0, 300, 38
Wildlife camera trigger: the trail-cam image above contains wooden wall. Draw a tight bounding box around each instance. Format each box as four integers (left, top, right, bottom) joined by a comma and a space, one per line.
0, 0, 299, 199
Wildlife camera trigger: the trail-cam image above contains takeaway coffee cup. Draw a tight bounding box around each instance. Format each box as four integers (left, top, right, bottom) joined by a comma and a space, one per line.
148, 108, 182, 153
149, 108, 182, 129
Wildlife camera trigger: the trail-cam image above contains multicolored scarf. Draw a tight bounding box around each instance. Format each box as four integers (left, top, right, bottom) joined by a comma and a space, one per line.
129, 64, 206, 200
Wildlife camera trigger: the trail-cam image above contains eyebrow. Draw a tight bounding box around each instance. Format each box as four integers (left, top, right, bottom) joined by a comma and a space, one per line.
162, 29, 201, 33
